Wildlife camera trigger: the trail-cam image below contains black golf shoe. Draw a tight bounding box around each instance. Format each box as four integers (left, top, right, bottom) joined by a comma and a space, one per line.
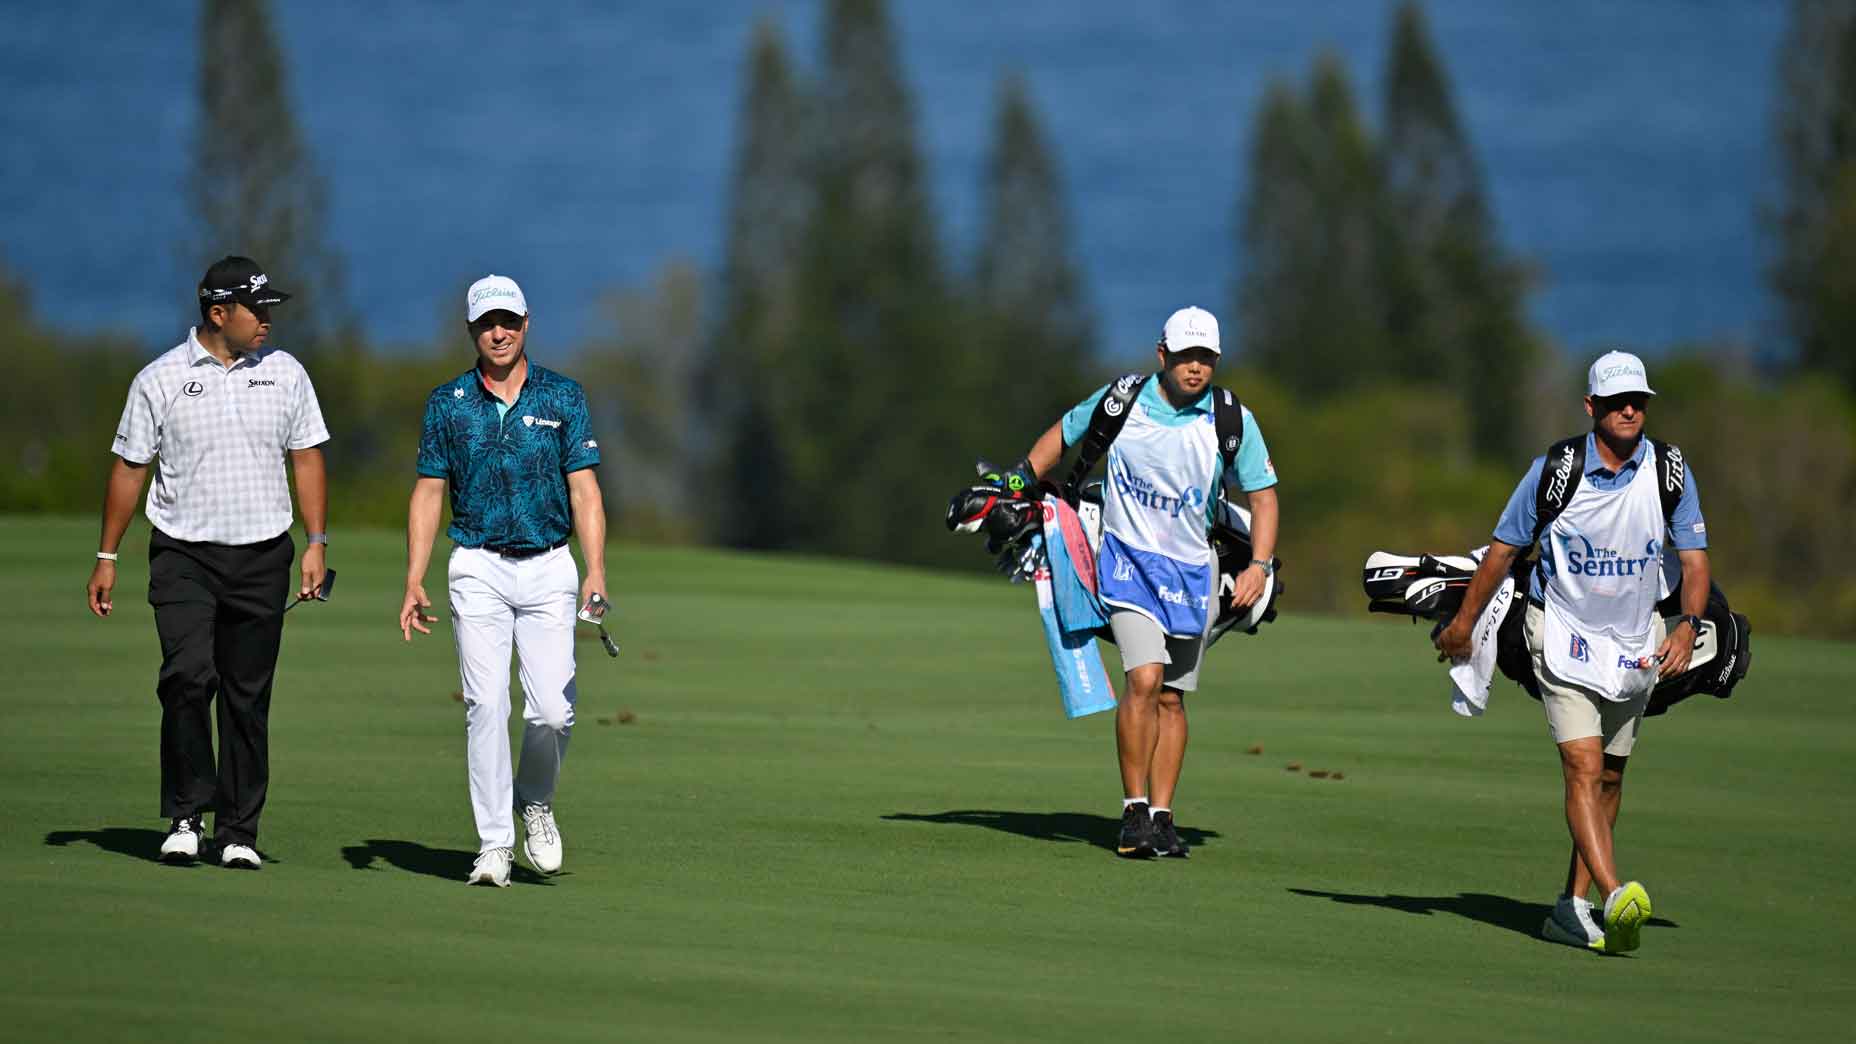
1151, 810, 1189, 858
1117, 802, 1155, 858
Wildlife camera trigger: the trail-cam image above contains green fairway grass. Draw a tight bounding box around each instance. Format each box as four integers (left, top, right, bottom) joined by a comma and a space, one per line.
3, 516, 1851, 1042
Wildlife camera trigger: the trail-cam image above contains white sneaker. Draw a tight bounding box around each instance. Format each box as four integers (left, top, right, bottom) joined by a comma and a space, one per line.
468, 847, 513, 887
1540, 895, 1605, 951
220, 843, 262, 870
521, 804, 563, 874
159, 817, 201, 864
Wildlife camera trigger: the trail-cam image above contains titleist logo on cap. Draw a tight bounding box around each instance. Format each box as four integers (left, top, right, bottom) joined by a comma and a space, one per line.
470, 286, 519, 307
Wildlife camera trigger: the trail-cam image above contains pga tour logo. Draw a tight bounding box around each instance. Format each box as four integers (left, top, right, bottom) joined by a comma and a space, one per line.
1568, 633, 1591, 663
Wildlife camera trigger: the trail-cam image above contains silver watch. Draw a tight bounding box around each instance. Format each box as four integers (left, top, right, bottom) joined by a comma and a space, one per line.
307, 532, 328, 546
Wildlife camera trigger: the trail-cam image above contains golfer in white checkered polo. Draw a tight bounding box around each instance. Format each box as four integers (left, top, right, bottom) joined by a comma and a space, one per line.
86, 256, 332, 871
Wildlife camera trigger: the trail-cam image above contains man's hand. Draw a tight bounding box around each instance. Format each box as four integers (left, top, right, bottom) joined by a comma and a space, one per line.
87, 560, 116, 618
1433, 615, 1472, 663
399, 584, 436, 641
300, 544, 328, 601
1657, 620, 1697, 678
578, 573, 606, 618
1228, 562, 1268, 612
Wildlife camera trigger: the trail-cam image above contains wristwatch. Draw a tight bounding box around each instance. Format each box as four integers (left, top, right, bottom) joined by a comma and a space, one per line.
1249, 558, 1275, 577
307, 532, 328, 546
1678, 613, 1704, 633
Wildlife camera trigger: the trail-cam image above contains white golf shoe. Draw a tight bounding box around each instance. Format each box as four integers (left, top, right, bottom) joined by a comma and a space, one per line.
468, 847, 513, 887
522, 804, 563, 874
220, 843, 262, 870
159, 817, 202, 864
1540, 895, 1605, 951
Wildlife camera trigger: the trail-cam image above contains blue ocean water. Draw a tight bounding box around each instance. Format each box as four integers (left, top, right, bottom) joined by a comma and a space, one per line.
0, 1, 1783, 359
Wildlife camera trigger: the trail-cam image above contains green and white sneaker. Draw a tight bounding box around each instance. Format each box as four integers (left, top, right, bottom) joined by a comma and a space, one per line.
1602, 881, 1652, 954
1540, 895, 1605, 951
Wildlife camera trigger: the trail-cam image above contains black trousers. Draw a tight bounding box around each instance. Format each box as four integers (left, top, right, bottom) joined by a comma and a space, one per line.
148, 528, 293, 846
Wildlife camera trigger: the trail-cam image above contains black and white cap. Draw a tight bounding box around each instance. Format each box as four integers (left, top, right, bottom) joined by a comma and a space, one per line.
198, 256, 292, 308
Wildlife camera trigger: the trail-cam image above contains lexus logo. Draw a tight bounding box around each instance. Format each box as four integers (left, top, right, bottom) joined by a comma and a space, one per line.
182, 380, 204, 398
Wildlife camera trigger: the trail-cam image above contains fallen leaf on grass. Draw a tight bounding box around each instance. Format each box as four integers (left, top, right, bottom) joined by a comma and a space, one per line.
617, 710, 636, 725
1308, 770, 1331, 779
1245, 745, 1264, 755
1285, 761, 1302, 772
449, 690, 464, 703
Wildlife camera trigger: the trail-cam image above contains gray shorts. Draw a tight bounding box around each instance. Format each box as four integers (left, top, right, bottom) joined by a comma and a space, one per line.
1109, 610, 1207, 692
1524, 602, 1659, 756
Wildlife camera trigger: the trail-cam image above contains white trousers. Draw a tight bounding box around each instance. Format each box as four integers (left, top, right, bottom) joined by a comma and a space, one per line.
448, 545, 578, 852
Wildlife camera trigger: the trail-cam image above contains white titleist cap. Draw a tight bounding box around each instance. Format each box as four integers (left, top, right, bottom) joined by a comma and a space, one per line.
466, 274, 529, 322
1161, 306, 1221, 355
1587, 350, 1655, 398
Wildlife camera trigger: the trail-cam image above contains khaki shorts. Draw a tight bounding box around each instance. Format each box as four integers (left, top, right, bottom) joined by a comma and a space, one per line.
1524, 603, 1662, 756
1109, 610, 1207, 692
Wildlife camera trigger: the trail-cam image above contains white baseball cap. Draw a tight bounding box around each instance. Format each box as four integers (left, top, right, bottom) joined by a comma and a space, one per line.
1587, 350, 1655, 398
1161, 306, 1221, 355
466, 274, 529, 322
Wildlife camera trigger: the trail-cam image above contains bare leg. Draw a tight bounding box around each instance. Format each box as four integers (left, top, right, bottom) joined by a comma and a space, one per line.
1150, 688, 1188, 809
1116, 664, 1164, 799
1559, 738, 1622, 897
1564, 753, 1629, 898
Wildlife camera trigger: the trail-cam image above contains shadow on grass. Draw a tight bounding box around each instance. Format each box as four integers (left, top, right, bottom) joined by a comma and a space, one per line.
44, 827, 170, 864
1288, 888, 1680, 941
340, 839, 554, 885
883, 810, 1221, 852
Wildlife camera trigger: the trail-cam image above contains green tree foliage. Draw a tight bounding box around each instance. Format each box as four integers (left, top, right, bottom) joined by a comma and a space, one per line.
1237, 8, 1535, 461
709, 20, 811, 549
970, 74, 1098, 438
1380, 1, 1534, 459
579, 261, 704, 542
1771, 0, 1856, 390
784, 0, 960, 563
1238, 56, 1386, 395
191, 0, 345, 346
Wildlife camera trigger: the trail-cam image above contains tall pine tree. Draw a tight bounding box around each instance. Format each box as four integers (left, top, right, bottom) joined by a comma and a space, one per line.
1380, 0, 1533, 458
1771, 0, 1856, 390
1237, 55, 1386, 396
709, 19, 811, 548
190, 0, 344, 345
787, 0, 957, 562
971, 74, 1096, 443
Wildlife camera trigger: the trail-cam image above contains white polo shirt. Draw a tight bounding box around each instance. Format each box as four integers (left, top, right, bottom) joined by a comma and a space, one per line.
111, 328, 330, 545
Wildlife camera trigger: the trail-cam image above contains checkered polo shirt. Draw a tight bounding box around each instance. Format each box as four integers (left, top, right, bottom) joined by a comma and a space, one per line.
111, 328, 330, 544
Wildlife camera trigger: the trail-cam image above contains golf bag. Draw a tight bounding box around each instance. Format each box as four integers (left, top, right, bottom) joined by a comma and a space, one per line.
947, 464, 1282, 647
1361, 549, 1752, 716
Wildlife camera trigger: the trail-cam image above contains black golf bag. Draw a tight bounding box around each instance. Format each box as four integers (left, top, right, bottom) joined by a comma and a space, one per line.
1361, 549, 1752, 716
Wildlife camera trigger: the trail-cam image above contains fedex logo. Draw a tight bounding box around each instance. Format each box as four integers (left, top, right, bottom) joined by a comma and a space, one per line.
1617, 654, 1659, 670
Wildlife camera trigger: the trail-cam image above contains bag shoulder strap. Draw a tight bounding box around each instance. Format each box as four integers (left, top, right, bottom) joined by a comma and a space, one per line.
1532, 436, 1586, 547
1061, 376, 1246, 503
1647, 437, 1685, 529
1210, 386, 1244, 477
1061, 373, 1146, 503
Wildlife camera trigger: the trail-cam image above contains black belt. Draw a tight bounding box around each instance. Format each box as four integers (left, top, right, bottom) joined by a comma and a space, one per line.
480, 539, 568, 560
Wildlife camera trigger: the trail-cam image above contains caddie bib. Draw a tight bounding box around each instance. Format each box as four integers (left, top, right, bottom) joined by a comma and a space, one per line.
1540, 442, 1670, 701
1096, 399, 1220, 637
